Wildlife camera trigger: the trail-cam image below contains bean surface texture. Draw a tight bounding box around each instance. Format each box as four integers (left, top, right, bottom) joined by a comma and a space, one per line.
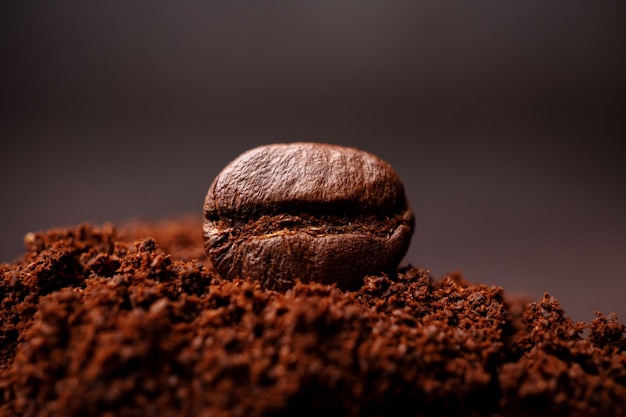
203, 142, 414, 290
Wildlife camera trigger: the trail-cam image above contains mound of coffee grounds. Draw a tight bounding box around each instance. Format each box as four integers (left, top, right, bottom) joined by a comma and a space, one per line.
1, 217, 625, 416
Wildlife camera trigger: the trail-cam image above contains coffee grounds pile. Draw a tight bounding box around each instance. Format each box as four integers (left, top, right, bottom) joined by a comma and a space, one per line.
1, 217, 625, 416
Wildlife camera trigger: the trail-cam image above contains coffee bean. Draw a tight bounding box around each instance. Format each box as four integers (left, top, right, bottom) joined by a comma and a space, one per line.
203, 142, 414, 290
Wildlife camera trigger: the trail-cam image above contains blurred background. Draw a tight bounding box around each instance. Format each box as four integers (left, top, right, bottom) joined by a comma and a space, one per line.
1, 1, 624, 323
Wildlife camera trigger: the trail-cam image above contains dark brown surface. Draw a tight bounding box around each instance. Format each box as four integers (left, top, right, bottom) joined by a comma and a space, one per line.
203, 143, 414, 290
1, 218, 625, 416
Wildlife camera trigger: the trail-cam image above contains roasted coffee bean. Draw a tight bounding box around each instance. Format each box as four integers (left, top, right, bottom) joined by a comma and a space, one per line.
203, 142, 414, 290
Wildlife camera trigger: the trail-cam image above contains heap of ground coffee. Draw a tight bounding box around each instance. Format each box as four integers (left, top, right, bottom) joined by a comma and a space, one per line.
1, 217, 625, 416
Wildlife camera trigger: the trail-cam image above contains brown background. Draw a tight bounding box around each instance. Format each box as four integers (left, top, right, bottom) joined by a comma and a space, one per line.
1, 2, 625, 323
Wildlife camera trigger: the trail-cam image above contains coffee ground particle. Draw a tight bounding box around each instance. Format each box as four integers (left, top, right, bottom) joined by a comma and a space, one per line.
1, 217, 625, 417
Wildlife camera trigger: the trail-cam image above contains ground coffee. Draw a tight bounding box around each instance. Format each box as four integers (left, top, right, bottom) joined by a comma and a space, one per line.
1, 217, 624, 416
